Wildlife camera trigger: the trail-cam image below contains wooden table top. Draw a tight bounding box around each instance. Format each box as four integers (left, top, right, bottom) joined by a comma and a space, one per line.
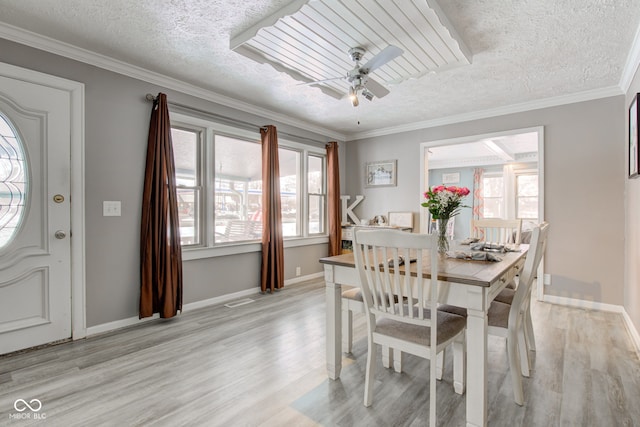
319, 243, 529, 287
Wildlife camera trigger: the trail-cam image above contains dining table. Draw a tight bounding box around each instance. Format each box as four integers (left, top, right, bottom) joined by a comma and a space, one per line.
319, 242, 528, 427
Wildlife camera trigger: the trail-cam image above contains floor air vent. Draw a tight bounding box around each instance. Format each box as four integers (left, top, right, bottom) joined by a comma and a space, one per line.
224, 298, 255, 308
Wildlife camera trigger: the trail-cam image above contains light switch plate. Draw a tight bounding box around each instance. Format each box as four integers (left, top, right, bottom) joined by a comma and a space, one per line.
103, 201, 121, 216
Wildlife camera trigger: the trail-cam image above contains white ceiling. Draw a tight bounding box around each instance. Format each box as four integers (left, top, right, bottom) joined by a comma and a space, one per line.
0, 0, 639, 140
427, 131, 539, 170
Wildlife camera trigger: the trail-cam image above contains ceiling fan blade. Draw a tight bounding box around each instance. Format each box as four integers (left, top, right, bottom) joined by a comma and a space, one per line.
364, 77, 390, 98
297, 76, 344, 86
360, 45, 404, 74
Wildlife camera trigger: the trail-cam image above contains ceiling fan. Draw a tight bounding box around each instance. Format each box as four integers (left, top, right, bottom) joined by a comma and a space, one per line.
307, 45, 404, 107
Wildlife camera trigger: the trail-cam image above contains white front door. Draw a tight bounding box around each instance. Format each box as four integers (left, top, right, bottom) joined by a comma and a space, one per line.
0, 69, 72, 354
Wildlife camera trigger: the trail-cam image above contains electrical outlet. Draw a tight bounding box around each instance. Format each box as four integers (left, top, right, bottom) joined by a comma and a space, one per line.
543, 274, 551, 286
103, 201, 121, 216
295, 267, 301, 277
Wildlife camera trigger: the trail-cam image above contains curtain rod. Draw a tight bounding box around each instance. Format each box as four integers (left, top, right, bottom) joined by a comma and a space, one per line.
145, 93, 328, 146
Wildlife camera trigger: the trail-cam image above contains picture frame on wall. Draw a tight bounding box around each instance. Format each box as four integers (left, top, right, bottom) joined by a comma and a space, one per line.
442, 172, 460, 184
365, 159, 397, 187
629, 93, 640, 178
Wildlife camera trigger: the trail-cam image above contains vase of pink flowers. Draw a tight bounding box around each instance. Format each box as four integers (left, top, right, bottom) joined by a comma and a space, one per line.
422, 185, 471, 253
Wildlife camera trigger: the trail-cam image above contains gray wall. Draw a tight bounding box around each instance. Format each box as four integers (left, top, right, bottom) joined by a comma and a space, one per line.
348, 97, 626, 306
625, 63, 640, 337
1, 34, 633, 333
0, 38, 339, 328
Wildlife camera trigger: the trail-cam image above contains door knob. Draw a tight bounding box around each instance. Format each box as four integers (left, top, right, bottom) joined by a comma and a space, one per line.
55, 230, 66, 239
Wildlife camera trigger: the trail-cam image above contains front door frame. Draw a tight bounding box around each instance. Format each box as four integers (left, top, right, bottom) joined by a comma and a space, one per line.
1, 61, 86, 342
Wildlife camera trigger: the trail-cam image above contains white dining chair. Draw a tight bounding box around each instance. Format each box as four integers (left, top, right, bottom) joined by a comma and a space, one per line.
342, 287, 447, 376
471, 218, 523, 292
438, 222, 549, 405
471, 218, 522, 244
353, 228, 466, 426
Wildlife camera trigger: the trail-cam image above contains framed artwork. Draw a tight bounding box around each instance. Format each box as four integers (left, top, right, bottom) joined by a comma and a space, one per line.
388, 211, 413, 229
630, 93, 639, 178
365, 159, 397, 187
442, 172, 460, 184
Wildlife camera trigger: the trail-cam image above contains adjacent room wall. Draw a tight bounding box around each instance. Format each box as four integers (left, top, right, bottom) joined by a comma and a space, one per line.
0, 38, 338, 328
347, 96, 625, 307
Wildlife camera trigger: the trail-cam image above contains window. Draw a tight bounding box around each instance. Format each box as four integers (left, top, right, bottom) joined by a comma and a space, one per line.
516, 173, 538, 220
171, 126, 202, 246
482, 170, 538, 221
171, 112, 326, 251
0, 113, 27, 248
279, 147, 300, 237
308, 154, 326, 235
213, 135, 263, 243
482, 175, 504, 218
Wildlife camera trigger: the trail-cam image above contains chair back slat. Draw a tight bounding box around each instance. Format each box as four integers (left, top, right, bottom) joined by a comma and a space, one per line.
471, 218, 522, 244
353, 229, 438, 327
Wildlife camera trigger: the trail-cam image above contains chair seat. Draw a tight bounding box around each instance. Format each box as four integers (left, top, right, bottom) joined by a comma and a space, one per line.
437, 301, 511, 329
343, 287, 400, 303
494, 288, 515, 304
342, 286, 364, 301
376, 310, 466, 346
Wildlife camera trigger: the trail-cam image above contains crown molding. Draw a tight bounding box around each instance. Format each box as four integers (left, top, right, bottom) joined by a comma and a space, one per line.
0, 22, 631, 143
620, 19, 640, 93
0, 22, 346, 141
347, 85, 624, 141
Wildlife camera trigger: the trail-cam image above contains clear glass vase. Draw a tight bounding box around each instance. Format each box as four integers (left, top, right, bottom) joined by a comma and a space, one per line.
436, 218, 449, 254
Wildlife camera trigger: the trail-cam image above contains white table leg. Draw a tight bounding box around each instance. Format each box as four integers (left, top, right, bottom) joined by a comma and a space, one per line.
325, 265, 342, 380
466, 289, 489, 427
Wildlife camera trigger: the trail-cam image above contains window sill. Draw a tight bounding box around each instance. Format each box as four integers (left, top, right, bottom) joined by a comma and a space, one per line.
182, 235, 328, 261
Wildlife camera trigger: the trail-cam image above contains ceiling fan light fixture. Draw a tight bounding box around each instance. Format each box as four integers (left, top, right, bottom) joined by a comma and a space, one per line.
349, 86, 359, 107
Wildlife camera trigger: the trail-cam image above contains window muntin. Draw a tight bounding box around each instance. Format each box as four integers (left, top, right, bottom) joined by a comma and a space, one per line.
172, 113, 327, 250
0, 114, 27, 248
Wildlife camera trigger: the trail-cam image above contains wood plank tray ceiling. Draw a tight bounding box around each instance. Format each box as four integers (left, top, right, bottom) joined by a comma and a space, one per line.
230, 0, 472, 100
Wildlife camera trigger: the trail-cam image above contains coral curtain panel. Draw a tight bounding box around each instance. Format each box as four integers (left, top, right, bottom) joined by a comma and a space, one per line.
472, 167, 485, 239
326, 141, 342, 256
260, 125, 285, 293
140, 93, 183, 318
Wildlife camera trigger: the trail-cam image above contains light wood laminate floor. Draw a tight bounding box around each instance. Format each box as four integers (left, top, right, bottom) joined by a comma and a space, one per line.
1, 279, 639, 426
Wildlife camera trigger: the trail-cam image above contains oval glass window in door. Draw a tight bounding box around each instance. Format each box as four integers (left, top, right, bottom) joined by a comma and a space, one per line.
0, 113, 28, 248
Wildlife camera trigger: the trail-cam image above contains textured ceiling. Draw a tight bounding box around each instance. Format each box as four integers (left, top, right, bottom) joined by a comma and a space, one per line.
0, 0, 639, 139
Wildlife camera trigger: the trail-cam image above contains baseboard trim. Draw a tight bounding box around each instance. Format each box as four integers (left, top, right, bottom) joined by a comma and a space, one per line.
543, 294, 640, 358
542, 294, 624, 313
85, 272, 323, 337
622, 309, 640, 361
284, 272, 324, 286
